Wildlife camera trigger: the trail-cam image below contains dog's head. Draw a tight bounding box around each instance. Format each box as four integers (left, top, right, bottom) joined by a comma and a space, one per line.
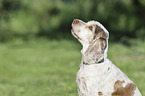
71, 19, 109, 64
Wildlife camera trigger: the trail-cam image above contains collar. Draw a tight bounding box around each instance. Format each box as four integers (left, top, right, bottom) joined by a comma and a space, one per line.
83, 58, 104, 65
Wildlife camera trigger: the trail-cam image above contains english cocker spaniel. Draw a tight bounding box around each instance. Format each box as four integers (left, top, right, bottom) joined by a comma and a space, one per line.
71, 19, 142, 96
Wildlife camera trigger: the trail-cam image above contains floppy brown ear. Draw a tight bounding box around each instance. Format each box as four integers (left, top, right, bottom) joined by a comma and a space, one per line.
84, 39, 106, 64
94, 25, 108, 51
83, 26, 108, 64
94, 25, 108, 41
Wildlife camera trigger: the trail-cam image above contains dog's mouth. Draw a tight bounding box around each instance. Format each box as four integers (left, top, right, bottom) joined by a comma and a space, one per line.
71, 28, 81, 40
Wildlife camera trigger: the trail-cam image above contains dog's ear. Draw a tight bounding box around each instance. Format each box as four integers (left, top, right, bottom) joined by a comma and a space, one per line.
83, 25, 108, 64
94, 25, 108, 51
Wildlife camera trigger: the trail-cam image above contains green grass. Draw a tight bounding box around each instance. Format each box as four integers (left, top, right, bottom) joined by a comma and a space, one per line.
0, 39, 144, 96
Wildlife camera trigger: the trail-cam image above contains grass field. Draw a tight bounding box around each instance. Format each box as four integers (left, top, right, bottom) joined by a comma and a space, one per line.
0, 38, 144, 96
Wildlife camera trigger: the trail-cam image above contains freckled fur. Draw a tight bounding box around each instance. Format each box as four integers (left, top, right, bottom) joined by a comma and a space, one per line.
71, 19, 142, 96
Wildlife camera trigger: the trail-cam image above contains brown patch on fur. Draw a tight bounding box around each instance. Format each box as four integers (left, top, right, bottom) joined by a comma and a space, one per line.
108, 67, 110, 70
98, 91, 103, 96
88, 26, 93, 31
94, 26, 107, 40
112, 80, 136, 96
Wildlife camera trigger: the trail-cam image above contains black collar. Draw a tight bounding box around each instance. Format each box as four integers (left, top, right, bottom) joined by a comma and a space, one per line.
83, 58, 104, 65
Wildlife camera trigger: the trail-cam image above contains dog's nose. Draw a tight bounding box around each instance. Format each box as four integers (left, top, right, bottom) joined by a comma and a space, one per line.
73, 19, 79, 24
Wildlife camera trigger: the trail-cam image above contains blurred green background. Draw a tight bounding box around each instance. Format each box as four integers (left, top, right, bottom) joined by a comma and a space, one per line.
0, 0, 145, 96
0, 0, 145, 41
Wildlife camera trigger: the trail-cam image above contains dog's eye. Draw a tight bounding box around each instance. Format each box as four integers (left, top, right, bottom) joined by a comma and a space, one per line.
88, 26, 93, 31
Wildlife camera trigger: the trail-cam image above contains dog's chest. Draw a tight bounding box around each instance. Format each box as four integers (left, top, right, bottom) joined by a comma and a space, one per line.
76, 64, 113, 95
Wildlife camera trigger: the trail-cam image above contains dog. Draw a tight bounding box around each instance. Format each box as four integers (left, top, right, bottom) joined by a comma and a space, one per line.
71, 19, 142, 96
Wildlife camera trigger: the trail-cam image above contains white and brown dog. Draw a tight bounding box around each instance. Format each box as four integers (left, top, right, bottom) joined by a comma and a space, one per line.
71, 19, 142, 96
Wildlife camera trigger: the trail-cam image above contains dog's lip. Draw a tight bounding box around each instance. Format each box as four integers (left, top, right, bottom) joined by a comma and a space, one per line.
71, 29, 81, 40
71, 28, 74, 34
71, 29, 77, 37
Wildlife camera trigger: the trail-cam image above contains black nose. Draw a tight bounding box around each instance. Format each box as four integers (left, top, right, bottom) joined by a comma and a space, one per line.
73, 19, 79, 24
